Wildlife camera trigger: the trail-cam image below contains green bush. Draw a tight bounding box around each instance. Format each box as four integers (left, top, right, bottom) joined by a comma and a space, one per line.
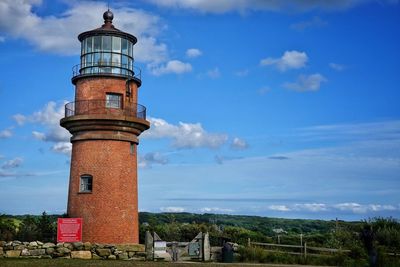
0, 215, 17, 241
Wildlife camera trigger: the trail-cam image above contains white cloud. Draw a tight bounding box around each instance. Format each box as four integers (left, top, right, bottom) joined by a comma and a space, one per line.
14, 101, 72, 155
0, 129, 12, 139
150, 60, 192, 75
268, 205, 291, 212
146, 0, 393, 14
1, 157, 23, 169
293, 203, 328, 212
13, 114, 26, 126
231, 137, 249, 150
142, 117, 228, 149
368, 204, 397, 211
265, 202, 398, 214
260, 50, 308, 72
186, 48, 202, 58
51, 142, 72, 155
28, 101, 71, 143
138, 152, 169, 168
199, 207, 234, 213
0, 0, 168, 63
283, 73, 327, 92
332, 203, 398, 213
207, 67, 221, 79
160, 206, 185, 212
32, 131, 46, 141
333, 203, 367, 213
329, 62, 346, 71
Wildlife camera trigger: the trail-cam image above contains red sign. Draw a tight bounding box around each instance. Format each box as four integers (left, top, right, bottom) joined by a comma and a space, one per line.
57, 218, 82, 242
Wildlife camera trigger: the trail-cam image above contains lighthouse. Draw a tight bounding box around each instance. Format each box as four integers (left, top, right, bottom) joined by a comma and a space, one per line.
60, 10, 149, 244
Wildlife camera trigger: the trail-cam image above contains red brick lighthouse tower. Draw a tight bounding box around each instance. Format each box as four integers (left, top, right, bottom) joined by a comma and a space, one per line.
60, 10, 149, 244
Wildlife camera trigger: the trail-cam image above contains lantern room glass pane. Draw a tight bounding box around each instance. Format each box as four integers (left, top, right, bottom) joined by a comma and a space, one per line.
81, 56, 86, 70
86, 37, 93, 53
112, 37, 121, 53
121, 38, 128, 54
128, 42, 132, 56
128, 58, 132, 69
112, 53, 120, 65
93, 36, 101, 52
121, 55, 128, 68
93, 52, 100, 65
102, 52, 111, 64
81, 38, 85, 55
85, 54, 91, 67
103, 36, 111, 51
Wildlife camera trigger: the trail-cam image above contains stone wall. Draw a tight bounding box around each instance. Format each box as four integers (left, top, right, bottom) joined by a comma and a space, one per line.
0, 240, 145, 260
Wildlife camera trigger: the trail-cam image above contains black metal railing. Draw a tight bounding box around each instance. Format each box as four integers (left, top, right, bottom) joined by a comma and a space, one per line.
72, 62, 141, 81
64, 100, 146, 119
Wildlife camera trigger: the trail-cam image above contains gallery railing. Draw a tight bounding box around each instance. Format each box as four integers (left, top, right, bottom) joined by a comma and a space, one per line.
72, 62, 141, 81
64, 100, 146, 119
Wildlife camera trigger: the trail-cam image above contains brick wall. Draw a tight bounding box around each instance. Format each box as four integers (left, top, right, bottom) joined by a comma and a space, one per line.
68, 140, 139, 244
75, 77, 138, 104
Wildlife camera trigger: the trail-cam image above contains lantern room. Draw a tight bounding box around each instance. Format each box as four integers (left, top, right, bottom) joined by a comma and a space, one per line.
72, 10, 141, 86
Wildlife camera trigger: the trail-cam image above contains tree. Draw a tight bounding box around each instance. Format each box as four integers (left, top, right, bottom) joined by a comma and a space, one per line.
0, 214, 17, 241
17, 216, 40, 241
38, 211, 56, 242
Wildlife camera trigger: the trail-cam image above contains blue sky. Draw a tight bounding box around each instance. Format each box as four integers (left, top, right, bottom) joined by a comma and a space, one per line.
0, 0, 399, 221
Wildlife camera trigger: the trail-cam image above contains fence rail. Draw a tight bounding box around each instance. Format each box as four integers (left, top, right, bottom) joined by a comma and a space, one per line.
249, 239, 350, 259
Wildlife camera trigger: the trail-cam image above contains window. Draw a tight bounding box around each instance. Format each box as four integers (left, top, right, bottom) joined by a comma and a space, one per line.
106, 93, 122, 108
80, 175, 93, 193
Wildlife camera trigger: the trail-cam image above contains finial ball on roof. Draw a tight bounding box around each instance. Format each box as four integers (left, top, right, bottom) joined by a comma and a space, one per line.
103, 10, 114, 23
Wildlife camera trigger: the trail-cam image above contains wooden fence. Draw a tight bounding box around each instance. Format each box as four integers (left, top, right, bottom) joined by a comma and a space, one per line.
248, 239, 351, 258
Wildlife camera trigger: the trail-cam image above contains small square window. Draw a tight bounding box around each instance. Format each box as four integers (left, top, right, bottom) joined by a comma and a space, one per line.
106, 93, 122, 109
80, 175, 93, 192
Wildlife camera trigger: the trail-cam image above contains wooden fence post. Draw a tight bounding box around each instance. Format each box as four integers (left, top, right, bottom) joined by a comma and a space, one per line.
304, 242, 307, 259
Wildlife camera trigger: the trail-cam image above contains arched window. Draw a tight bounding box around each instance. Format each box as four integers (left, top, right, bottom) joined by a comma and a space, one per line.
80, 174, 93, 192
